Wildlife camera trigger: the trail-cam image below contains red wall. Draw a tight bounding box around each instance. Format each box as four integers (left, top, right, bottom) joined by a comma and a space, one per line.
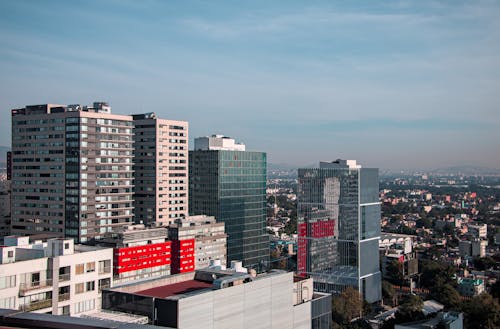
170, 239, 195, 274
114, 241, 171, 275
297, 219, 336, 275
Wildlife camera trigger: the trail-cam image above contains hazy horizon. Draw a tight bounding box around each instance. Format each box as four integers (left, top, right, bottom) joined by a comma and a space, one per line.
1, 1, 499, 169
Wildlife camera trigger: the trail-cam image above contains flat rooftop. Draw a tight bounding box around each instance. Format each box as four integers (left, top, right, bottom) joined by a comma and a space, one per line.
135, 280, 213, 298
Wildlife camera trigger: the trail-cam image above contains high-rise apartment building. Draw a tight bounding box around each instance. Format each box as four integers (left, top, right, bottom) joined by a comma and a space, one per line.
297, 159, 381, 303
132, 113, 188, 225
189, 135, 269, 270
11, 103, 134, 242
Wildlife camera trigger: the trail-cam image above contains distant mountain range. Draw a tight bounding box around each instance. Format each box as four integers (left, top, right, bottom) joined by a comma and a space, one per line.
428, 165, 500, 176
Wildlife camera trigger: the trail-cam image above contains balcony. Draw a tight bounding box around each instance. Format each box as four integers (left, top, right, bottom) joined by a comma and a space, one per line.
58, 293, 70, 302
98, 267, 112, 275
20, 298, 52, 312
19, 280, 53, 296
58, 273, 71, 282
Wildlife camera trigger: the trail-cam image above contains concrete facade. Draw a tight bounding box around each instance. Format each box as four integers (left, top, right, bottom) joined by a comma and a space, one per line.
0, 236, 113, 316
11, 103, 134, 242
168, 215, 227, 269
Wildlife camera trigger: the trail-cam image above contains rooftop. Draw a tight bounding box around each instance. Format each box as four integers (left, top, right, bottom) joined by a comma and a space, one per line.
136, 280, 213, 298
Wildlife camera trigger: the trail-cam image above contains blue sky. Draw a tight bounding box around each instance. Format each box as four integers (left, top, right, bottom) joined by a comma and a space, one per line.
0, 0, 499, 169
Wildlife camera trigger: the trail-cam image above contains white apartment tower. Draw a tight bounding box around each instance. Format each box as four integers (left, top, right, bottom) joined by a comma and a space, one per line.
132, 113, 188, 225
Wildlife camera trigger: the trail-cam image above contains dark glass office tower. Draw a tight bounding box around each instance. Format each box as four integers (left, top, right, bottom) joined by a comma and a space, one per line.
297, 160, 381, 303
189, 135, 269, 271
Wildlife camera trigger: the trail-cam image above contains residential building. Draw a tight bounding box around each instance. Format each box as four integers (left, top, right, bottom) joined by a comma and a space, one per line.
168, 215, 227, 270
10, 103, 134, 242
0, 236, 113, 316
297, 159, 382, 303
102, 263, 331, 328
189, 135, 269, 270
132, 113, 188, 225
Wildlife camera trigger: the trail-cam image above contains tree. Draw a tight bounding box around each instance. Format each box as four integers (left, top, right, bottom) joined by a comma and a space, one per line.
419, 259, 455, 289
462, 293, 500, 329
386, 260, 404, 287
332, 287, 363, 325
382, 280, 395, 302
431, 284, 461, 309
395, 294, 425, 324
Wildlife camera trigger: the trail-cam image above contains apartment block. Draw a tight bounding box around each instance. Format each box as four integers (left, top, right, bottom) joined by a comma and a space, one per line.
168, 215, 227, 270
132, 113, 188, 225
0, 236, 113, 316
10, 103, 134, 242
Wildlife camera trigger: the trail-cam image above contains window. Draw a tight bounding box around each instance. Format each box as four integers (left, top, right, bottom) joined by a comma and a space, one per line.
0, 296, 15, 309
86, 281, 95, 292
86, 262, 95, 273
64, 243, 69, 250
7, 251, 13, 258
75, 283, 84, 294
0, 275, 16, 290
75, 264, 84, 275
74, 299, 95, 314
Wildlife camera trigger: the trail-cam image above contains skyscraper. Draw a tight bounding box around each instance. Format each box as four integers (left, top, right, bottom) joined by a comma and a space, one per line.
297, 159, 381, 303
189, 135, 269, 270
132, 113, 188, 225
11, 103, 134, 242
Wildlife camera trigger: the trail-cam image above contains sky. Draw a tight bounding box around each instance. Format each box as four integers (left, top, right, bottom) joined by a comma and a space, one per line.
0, 0, 499, 170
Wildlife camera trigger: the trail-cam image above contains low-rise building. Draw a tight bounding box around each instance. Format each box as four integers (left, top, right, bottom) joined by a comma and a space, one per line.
457, 278, 485, 297
103, 263, 331, 328
99, 225, 172, 285
0, 236, 113, 316
168, 215, 227, 273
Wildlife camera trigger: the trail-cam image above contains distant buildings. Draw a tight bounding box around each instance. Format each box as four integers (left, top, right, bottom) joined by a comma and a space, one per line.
467, 223, 487, 239
297, 159, 381, 303
459, 239, 488, 258
189, 135, 269, 270
0, 236, 113, 316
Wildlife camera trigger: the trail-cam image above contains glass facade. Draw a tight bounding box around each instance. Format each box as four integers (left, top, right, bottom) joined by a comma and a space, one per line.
189, 150, 269, 270
297, 165, 381, 303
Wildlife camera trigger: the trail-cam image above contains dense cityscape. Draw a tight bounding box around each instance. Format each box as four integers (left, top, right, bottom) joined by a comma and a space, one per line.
0, 103, 498, 329
1, 2, 499, 329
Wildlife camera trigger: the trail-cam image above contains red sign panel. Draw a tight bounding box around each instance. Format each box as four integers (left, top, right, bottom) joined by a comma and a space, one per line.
114, 241, 171, 274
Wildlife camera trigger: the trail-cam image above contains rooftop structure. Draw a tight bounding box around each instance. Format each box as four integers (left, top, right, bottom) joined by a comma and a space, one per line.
194, 135, 245, 151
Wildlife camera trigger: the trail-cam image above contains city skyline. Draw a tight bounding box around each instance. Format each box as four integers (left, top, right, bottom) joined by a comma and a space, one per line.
1, 1, 499, 169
